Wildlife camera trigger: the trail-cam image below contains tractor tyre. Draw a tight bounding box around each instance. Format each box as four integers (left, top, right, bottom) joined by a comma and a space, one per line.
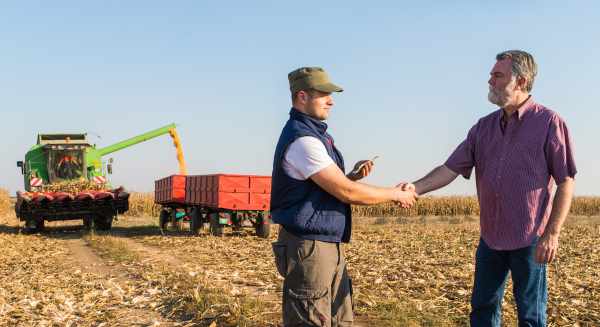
255, 213, 271, 239
209, 213, 224, 237
159, 209, 170, 232
189, 208, 202, 236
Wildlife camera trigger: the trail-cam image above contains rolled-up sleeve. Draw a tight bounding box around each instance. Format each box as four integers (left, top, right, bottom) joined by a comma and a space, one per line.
445, 124, 477, 179
545, 114, 577, 184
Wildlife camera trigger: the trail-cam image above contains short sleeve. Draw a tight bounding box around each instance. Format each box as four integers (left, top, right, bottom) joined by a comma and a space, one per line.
444, 123, 477, 179
545, 115, 577, 184
283, 136, 335, 180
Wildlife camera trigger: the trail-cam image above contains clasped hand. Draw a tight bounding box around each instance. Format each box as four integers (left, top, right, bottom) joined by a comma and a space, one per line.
394, 182, 418, 209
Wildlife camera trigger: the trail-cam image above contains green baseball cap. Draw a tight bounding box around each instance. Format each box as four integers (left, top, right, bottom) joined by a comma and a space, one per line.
288, 66, 344, 94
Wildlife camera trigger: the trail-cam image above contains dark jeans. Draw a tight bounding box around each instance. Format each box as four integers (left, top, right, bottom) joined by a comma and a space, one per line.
470, 238, 547, 327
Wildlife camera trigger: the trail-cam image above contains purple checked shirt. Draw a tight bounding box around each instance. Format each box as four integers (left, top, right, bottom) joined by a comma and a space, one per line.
445, 97, 577, 250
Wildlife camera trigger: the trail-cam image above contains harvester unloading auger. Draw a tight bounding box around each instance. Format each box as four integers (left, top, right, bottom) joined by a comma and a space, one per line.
15, 123, 180, 232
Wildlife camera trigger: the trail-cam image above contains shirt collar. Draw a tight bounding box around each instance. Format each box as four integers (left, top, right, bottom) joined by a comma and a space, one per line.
502, 95, 536, 121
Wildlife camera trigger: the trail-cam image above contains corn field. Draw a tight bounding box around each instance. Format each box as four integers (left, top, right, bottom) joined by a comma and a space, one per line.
0, 188, 10, 215
121, 193, 600, 218
125, 192, 162, 217
354, 196, 600, 217
353, 196, 481, 217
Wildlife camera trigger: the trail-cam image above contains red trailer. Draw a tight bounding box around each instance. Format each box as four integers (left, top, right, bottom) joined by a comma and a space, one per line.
154, 174, 271, 238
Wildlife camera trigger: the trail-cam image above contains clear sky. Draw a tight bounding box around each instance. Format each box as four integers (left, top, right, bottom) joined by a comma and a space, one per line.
1, 1, 598, 195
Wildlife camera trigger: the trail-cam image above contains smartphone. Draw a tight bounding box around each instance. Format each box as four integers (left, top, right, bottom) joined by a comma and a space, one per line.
351, 156, 379, 175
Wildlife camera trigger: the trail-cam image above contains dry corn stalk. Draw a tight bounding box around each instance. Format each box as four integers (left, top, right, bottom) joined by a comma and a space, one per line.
0, 188, 10, 214
353, 196, 600, 218
126, 193, 161, 217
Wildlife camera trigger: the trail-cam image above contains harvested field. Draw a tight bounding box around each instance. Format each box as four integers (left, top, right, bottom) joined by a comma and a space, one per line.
1, 207, 599, 326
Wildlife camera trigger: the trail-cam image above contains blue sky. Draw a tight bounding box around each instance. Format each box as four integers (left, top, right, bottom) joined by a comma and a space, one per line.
1, 1, 598, 195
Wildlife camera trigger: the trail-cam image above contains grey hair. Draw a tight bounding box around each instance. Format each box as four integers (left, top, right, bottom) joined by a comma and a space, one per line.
496, 50, 538, 92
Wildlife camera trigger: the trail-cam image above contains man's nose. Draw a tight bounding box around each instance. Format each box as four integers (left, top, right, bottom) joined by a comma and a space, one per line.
488, 77, 494, 86
327, 96, 334, 106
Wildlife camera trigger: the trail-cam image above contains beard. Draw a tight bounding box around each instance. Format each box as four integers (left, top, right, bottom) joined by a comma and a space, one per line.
488, 89, 509, 107
488, 79, 517, 107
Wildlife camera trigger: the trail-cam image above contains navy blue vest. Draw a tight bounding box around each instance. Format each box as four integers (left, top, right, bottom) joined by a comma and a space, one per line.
270, 108, 352, 243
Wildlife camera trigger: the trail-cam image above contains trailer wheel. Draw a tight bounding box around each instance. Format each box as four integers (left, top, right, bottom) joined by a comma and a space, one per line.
255, 212, 270, 238
94, 214, 113, 231
231, 213, 243, 234
159, 209, 170, 232
190, 208, 203, 235
209, 213, 224, 237
173, 209, 183, 231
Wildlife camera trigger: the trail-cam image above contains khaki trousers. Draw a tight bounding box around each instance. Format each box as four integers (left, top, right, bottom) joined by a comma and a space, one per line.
272, 227, 354, 327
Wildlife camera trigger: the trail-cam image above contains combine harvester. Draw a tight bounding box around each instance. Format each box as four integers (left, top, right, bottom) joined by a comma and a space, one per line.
15, 124, 179, 232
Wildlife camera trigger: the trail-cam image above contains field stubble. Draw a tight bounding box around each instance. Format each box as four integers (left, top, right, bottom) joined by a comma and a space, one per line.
133, 217, 600, 326
0, 189, 599, 326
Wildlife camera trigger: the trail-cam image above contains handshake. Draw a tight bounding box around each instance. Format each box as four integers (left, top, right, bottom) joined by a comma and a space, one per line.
348, 158, 418, 209
394, 182, 418, 209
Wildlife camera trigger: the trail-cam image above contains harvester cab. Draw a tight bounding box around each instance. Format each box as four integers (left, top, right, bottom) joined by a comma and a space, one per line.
16, 134, 88, 191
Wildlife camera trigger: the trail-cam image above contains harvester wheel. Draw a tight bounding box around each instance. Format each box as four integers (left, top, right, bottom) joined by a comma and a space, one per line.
25, 218, 45, 233
94, 214, 113, 231
255, 212, 271, 238
159, 209, 170, 232
209, 213, 224, 237
83, 216, 93, 230
189, 208, 203, 235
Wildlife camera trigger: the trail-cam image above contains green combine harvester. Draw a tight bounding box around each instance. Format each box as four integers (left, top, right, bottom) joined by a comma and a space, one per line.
15, 123, 177, 232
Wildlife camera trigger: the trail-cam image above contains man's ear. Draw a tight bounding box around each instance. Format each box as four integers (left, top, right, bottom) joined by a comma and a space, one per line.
298, 90, 307, 103
516, 75, 528, 91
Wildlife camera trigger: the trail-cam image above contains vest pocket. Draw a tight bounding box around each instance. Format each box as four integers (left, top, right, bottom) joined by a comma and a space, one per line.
272, 241, 287, 277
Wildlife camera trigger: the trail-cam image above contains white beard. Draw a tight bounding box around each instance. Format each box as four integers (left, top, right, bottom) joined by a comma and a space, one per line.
488, 79, 517, 107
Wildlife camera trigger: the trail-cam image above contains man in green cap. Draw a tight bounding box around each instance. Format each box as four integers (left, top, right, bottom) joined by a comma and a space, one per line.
270, 67, 417, 326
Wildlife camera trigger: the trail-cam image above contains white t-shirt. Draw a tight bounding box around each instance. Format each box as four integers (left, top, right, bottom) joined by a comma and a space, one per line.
283, 136, 334, 180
